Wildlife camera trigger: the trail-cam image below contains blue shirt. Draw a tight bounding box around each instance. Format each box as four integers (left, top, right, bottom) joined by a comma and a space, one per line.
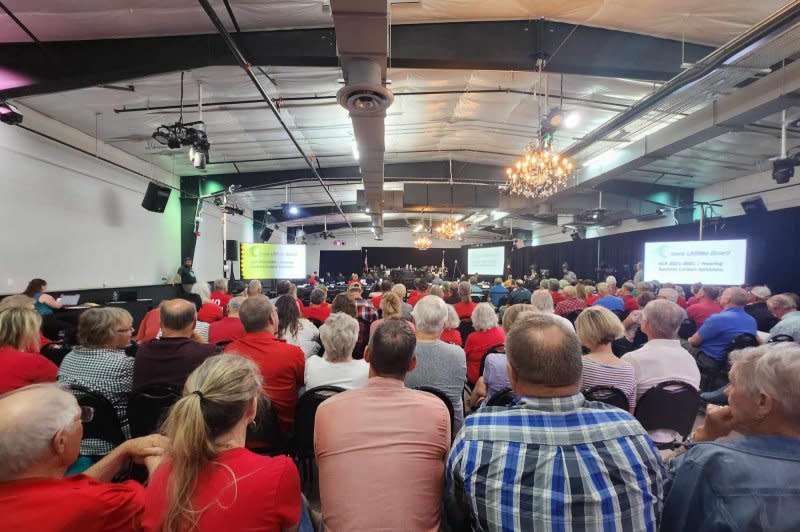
488, 284, 508, 306
697, 307, 757, 360
663, 436, 800, 532
446, 393, 664, 531
593, 295, 625, 312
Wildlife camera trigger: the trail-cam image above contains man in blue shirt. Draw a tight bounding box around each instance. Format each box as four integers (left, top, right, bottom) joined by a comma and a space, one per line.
487, 277, 508, 307
592, 281, 625, 313
689, 287, 756, 361
445, 313, 664, 531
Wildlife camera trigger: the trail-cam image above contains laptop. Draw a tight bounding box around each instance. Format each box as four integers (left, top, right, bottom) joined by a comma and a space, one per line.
59, 294, 80, 306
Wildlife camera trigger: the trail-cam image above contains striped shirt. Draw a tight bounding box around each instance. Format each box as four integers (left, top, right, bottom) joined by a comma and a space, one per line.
446, 393, 664, 532
581, 357, 637, 410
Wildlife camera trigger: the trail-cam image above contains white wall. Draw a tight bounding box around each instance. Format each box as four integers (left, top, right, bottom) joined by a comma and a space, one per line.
192, 203, 254, 283
0, 104, 183, 293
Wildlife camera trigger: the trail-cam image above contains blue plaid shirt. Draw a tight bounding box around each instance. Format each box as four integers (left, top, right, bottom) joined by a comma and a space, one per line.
446, 393, 664, 531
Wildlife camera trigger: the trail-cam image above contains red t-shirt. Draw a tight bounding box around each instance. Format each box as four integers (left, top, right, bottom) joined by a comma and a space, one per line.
452, 301, 478, 320
371, 293, 383, 309
209, 291, 232, 311
550, 291, 565, 305
586, 294, 599, 305
197, 303, 224, 323
440, 328, 463, 346
38, 333, 52, 349
622, 295, 640, 313
0, 346, 58, 395
137, 308, 161, 343
302, 303, 331, 323
208, 316, 246, 345
224, 332, 305, 430
687, 300, 723, 327
143, 448, 300, 532
0, 475, 144, 532
464, 327, 506, 384
407, 291, 429, 307
676, 296, 688, 309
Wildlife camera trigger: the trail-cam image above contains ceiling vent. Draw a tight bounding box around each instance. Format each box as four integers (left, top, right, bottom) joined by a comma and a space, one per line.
337, 59, 394, 116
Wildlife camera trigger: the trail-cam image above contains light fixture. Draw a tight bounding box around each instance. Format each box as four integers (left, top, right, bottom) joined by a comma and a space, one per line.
505, 139, 574, 199
365, 207, 370, 213
564, 112, 581, 129
351, 139, 360, 160
434, 218, 466, 240
0, 101, 23, 125
413, 234, 433, 250
413, 222, 424, 232
289, 206, 299, 215
151, 72, 211, 167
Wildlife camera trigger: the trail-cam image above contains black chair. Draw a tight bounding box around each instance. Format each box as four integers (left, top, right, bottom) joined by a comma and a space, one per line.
128, 384, 181, 437
69, 385, 126, 456
479, 344, 505, 377
634, 380, 700, 449
40, 342, 72, 366
678, 318, 697, 340
583, 386, 629, 410
307, 317, 324, 328
565, 310, 583, 325
458, 319, 475, 346
247, 394, 288, 456
415, 386, 455, 440
486, 387, 516, 407
292, 385, 346, 484
768, 334, 795, 343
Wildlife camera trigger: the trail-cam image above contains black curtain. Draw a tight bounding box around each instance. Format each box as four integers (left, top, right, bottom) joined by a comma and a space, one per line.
511, 206, 800, 293
362, 247, 463, 275
319, 250, 362, 278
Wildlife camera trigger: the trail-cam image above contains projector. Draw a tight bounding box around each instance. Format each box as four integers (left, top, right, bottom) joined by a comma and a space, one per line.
773, 157, 796, 184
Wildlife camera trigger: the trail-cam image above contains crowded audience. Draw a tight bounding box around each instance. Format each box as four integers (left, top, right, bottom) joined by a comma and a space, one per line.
274, 295, 320, 358
207, 295, 246, 344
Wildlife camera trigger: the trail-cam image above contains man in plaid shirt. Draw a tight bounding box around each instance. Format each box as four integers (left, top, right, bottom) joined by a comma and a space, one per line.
445, 313, 664, 531
348, 283, 378, 323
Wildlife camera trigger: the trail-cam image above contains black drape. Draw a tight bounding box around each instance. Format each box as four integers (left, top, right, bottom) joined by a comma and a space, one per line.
319, 250, 362, 278
362, 247, 463, 276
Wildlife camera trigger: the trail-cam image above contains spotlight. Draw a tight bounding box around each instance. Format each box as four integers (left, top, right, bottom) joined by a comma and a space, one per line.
564, 112, 581, 129
0, 102, 23, 125
773, 158, 796, 184
289, 206, 298, 215
365, 207, 370, 213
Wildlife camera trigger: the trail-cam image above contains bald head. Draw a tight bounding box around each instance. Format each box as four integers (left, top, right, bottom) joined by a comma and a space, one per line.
160, 298, 197, 335
0, 384, 80, 481
721, 286, 749, 308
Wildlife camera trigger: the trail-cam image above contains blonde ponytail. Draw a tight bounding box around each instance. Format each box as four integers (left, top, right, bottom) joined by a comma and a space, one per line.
159, 354, 262, 532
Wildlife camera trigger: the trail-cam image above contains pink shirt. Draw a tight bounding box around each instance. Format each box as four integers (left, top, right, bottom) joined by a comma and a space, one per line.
314, 377, 451, 531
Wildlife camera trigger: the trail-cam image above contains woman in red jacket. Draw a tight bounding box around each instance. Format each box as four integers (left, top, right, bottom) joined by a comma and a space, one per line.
463, 303, 505, 384
0, 307, 58, 394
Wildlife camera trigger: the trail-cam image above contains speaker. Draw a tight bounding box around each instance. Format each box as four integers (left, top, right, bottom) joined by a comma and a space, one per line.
141, 182, 171, 212
260, 226, 273, 242
741, 196, 767, 215
226, 240, 239, 261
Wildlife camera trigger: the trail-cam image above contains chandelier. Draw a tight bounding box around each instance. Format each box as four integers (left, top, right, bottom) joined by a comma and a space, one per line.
413, 234, 433, 250
434, 218, 465, 240
505, 139, 574, 199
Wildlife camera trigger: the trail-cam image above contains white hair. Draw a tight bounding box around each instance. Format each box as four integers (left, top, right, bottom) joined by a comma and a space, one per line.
392, 283, 407, 299
412, 295, 448, 334
0, 384, 79, 481
191, 282, 212, 304
227, 296, 245, 315
530, 289, 554, 313
731, 343, 800, 426
642, 299, 685, 339
471, 303, 499, 331
605, 276, 617, 287
444, 305, 460, 329
657, 287, 679, 304
213, 278, 227, 291
750, 286, 771, 300
319, 312, 359, 361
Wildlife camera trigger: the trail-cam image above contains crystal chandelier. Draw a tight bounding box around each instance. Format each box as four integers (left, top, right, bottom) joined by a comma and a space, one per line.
434, 218, 465, 240
505, 139, 574, 199
413, 234, 433, 250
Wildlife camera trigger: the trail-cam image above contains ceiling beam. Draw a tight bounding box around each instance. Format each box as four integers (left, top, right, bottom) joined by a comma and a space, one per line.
0, 20, 713, 99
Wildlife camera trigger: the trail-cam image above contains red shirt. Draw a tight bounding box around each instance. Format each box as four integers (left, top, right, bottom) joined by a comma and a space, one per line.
208, 316, 246, 345
0, 346, 58, 395
687, 300, 723, 327
143, 448, 300, 532
137, 308, 161, 343
452, 301, 478, 320
407, 291, 428, 307
621, 294, 640, 313
302, 303, 331, 323
464, 327, 506, 384
38, 334, 52, 349
676, 296, 688, 309
209, 291, 232, 311
440, 328, 463, 346
0, 475, 144, 532
224, 332, 304, 430
550, 291, 565, 305
197, 302, 224, 323
371, 293, 383, 309
586, 294, 599, 305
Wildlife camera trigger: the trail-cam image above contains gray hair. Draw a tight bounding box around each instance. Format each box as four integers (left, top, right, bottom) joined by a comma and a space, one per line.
227, 296, 245, 315
596, 282, 608, 295
319, 312, 359, 361
642, 299, 685, 339
191, 282, 212, 304
657, 287, 679, 304
392, 283, 407, 299
0, 384, 79, 481
238, 295, 274, 332
411, 295, 448, 334
768, 294, 797, 312
731, 343, 800, 426
751, 286, 771, 300
310, 288, 327, 305
77, 307, 132, 347
213, 278, 227, 291
622, 281, 636, 293
606, 275, 617, 287
457, 281, 472, 301
247, 280, 262, 296
429, 285, 444, 298
471, 303, 499, 331
444, 304, 460, 329
530, 289, 554, 313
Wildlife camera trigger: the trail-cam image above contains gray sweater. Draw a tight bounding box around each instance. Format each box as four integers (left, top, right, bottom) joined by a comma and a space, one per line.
405, 339, 467, 433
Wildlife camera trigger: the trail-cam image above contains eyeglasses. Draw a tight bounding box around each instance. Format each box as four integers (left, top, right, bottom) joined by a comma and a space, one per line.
80, 406, 95, 423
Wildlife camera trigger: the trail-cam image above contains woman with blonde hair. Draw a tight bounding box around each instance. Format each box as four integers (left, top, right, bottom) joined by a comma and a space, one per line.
575, 306, 636, 410
369, 292, 416, 337
0, 307, 57, 394
143, 354, 303, 531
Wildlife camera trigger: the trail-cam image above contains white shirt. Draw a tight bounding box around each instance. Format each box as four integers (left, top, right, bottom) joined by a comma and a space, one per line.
282, 318, 320, 358
305, 356, 369, 390
622, 339, 700, 443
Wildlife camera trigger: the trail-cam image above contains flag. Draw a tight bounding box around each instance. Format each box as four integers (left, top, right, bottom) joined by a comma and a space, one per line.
364, 248, 368, 272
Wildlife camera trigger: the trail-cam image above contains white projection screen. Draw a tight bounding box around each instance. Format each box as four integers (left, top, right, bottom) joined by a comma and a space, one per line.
467, 246, 505, 276
643, 239, 747, 285
240, 243, 307, 279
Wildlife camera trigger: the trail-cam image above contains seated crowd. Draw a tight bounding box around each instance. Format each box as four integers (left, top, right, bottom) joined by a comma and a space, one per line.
1, 271, 799, 531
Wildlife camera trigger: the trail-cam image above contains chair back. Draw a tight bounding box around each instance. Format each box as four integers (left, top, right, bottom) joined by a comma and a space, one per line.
479, 344, 505, 377
415, 386, 454, 439
69, 385, 126, 453
247, 394, 287, 455
768, 334, 795, 343
634, 380, 700, 439
128, 384, 181, 437
678, 318, 697, 340
612, 309, 627, 321
352, 319, 370, 359
583, 385, 629, 410
307, 317, 324, 328
293, 385, 346, 460
458, 318, 475, 345
725, 333, 759, 354
565, 310, 583, 324
486, 387, 516, 407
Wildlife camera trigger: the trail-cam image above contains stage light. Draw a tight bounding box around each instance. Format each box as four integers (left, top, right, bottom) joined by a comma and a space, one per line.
289, 206, 299, 215
773, 158, 795, 184
564, 112, 581, 129
0, 101, 23, 125
365, 207, 370, 213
